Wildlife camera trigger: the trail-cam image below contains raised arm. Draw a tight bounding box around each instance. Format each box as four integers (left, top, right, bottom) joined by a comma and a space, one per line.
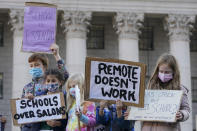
50, 43, 69, 81
96, 100, 111, 125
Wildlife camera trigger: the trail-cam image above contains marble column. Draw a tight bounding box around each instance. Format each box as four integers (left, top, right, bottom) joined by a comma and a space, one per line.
9, 9, 32, 131
113, 12, 144, 62
61, 11, 91, 74
165, 14, 196, 131
114, 12, 144, 131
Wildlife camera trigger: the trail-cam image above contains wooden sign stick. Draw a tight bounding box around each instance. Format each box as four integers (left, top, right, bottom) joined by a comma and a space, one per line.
77, 116, 81, 130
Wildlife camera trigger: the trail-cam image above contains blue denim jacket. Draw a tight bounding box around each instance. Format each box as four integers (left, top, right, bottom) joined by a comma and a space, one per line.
96, 104, 135, 131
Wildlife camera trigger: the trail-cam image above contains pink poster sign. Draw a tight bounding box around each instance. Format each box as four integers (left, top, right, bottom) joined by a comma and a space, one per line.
23, 3, 57, 53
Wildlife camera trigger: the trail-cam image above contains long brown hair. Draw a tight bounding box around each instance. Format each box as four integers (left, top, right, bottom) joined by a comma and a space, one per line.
147, 53, 180, 90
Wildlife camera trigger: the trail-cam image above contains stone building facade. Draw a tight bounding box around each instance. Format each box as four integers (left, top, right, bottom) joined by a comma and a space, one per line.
0, 0, 197, 131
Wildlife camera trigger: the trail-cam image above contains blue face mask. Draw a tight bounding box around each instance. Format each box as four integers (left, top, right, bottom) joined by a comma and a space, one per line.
29, 68, 43, 78
46, 83, 59, 93
69, 87, 75, 98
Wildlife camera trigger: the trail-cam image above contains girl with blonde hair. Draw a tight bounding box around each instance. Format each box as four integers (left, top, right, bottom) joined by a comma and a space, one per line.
65, 73, 96, 131
142, 53, 190, 131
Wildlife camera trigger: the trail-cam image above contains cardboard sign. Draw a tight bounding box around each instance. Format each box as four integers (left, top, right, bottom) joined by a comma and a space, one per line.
85, 57, 146, 107
22, 2, 57, 53
10, 93, 66, 125
126, 90, 183, 122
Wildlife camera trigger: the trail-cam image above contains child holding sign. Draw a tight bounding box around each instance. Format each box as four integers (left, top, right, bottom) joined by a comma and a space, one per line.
21, 43, 69, 131
141, 53, 190, 131
38, 68, 68, 131
96, 100, 135, 131
22, 43, 69, 98
65, 73, 96, 131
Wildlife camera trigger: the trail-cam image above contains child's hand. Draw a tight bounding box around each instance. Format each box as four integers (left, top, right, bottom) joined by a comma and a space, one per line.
47, 91, 53, 95
50, 43, 61, 61
176, 111, 183, 121
50, 43, 59, 56
47, 120, 61, 127
25, 93, 34, 99
116, 100, 123, 111
0, 116, 6, 123
99, 100, 108, 116
116, 100, 123, 118
75, 109, 82, 118
100, 100, 108, 109
124, 111, 129, 119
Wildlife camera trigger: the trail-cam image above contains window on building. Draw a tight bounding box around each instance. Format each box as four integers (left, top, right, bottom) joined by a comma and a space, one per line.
190, 27, 197, 52
0, 22, 3, 47
192, 77, 197, 102
139, 26, 154, 50
0, 73, 3, 99
87, 25, 104, 49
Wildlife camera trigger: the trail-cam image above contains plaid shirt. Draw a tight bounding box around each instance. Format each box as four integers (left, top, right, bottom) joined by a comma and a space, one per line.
22, 59, 69, 98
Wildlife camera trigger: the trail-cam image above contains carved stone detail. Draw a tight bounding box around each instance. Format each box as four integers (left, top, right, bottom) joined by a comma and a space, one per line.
113, 12, 144, 40
9, 9, 24, 32
164, 14, 195, 42
61, 11, 92, 39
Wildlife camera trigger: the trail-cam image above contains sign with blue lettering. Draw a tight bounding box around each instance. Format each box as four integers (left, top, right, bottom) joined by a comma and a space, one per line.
126, 90, 183, 122
85, 57, 146, 107
10, 93, 66, 125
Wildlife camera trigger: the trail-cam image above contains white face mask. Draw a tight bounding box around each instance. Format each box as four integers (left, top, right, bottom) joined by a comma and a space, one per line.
69, 87, 75, 97
158, 72, 173, 83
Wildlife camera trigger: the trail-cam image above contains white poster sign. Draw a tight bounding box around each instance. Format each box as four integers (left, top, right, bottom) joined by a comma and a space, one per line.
85, 57, 146, 107
126, 90, 183, 122
11, 93, 66, 125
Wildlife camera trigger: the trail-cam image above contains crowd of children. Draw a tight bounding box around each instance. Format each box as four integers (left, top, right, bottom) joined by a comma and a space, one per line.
18, 43, 137, 131
1, 43, 190, 131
